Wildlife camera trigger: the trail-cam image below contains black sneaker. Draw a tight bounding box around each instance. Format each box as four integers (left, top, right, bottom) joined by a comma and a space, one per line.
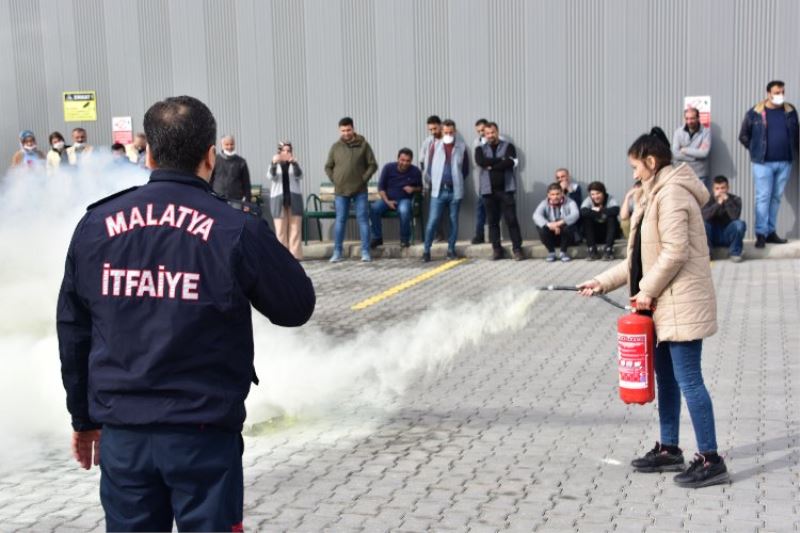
447, 250, 457, 260
586, 246, 598, 261
766, 232, 788, 244
471, 235, 485, 245
422, 252, 431, 263
755, 234, 766, 248
513, 249, 524, 261
673, 453, 730, 488
602, 247, 614, 261
370, 238, 383, 249
492, 248, 503, 261
400, 241, 410, 248
631, 442, 685, 473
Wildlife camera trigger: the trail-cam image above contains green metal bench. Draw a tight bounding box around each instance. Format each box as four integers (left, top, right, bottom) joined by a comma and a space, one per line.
303, 182, 424, 245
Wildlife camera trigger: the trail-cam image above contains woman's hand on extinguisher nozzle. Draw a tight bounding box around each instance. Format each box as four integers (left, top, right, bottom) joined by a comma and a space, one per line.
630, 292, 655, 312
576, 279, 601, 297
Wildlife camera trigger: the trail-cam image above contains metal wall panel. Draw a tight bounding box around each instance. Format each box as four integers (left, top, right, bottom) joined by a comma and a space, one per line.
0, 0, 21, 158
2, 0, 798, 238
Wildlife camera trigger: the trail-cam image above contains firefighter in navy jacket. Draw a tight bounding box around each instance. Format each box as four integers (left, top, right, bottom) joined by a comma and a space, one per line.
57, 96, 315, 532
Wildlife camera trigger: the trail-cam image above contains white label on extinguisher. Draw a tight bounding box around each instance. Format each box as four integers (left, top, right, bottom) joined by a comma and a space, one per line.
618, 333, 649, 389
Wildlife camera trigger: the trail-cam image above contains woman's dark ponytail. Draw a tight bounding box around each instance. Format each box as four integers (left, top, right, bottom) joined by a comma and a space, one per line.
628, 126, 672, 172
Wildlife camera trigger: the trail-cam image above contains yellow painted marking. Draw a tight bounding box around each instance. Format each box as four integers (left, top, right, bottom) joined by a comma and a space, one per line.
351, 259, 468, 310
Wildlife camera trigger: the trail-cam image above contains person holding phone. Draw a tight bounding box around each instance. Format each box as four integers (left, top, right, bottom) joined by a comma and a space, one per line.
268, 141, 304, 259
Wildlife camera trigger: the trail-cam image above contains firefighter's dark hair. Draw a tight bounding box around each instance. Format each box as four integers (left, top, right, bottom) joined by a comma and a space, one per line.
144, 95, 216, 175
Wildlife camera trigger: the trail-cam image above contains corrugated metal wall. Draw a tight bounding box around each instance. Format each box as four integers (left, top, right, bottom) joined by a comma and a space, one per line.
2, 0, 799, 239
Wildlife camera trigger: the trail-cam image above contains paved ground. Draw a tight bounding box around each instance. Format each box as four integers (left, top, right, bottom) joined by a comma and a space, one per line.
1, 257, 798, 532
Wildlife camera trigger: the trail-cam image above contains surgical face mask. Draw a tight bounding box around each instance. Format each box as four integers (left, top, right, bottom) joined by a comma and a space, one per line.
442, 134, 454, 144
480, 137, 487, 145
73, 142, 84, 149
23, 144, 37, 152
53, 141, 65, 150
222, 149, 236, 157
771, 94, 785, 106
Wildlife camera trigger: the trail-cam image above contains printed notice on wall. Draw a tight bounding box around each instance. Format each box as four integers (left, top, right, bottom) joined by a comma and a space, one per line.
63, 91, 97, 122
112, 116, 133, 144
684, 95, 711, 129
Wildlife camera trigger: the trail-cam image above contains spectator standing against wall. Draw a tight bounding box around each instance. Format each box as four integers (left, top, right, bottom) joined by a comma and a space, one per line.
471, 118, 489, 244
325, 117, 378, 263
422, 119, 469, 262
580, 181, 620, 261
702, 175, 746, 262
10, 130, 45, 169
66, 127, 93, 166
268, 141, 304, 260
672, 107, 711, 189
474, 122, 524, 261
126, 132, 148, 168
210, 135, 251, 201
46, 131, 69, 174
738, 80, 799, 248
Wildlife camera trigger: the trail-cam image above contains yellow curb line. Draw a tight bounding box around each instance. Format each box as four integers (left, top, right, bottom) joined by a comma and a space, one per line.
351, 258, 468, 311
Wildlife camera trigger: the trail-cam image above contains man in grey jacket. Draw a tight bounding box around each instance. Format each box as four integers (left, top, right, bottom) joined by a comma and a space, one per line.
672, 107, 711, 189
533, 182, 581, 262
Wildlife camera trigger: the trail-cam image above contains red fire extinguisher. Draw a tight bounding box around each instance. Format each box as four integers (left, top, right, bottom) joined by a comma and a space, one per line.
617, 311, 655, 404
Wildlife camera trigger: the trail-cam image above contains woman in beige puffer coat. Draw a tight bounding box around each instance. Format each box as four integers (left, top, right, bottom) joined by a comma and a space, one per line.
579, 128, 729, 489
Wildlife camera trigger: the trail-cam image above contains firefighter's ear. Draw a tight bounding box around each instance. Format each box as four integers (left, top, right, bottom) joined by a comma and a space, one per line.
195, 145, 216, 181
145, 144, 157, 170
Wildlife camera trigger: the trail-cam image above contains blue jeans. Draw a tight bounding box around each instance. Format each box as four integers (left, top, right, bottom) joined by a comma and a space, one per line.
752, 161, 792, 236
705, 220, 746, 256
370, 198, 412, 243
655, 339, 718, 453
475, 196, 486, 237
424, 189, 460, 253
334, 192, 370, 254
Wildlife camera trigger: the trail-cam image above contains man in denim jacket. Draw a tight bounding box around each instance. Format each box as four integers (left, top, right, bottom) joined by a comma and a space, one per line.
738, 80, 799, 248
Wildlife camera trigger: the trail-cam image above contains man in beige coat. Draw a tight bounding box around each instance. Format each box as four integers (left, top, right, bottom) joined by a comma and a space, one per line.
579, 128, 728, 489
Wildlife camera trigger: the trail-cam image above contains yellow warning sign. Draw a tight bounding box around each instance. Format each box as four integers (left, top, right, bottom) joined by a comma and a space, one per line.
63, 91, 97, 122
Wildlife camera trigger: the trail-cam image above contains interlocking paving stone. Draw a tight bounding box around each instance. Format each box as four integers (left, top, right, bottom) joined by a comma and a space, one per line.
1, 258, 798, 531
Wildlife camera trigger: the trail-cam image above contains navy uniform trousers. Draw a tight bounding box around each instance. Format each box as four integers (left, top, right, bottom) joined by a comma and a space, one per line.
100, 425, 244, 532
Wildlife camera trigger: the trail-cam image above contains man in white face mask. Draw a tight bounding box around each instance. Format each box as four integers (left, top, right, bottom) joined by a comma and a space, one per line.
66, 127, 94, 166
421, 119, 469, 261
209, 135, 251, 202
738, 80, 799, 247
10, 130, 45, 168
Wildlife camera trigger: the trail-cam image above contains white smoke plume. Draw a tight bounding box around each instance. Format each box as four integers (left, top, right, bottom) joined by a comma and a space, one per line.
0, 155, 539, 469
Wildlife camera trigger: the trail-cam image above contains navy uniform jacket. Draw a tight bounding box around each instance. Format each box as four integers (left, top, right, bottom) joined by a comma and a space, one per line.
57, 169, 315, 432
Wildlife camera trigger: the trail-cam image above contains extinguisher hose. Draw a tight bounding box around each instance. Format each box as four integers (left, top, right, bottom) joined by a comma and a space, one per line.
533, 285, 630, 311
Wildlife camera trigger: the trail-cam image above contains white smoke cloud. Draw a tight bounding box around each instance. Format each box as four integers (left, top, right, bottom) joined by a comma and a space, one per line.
0, 154, 540, 470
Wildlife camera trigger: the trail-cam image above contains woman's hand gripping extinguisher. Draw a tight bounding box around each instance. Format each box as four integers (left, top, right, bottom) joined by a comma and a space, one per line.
536, 285, 655, 405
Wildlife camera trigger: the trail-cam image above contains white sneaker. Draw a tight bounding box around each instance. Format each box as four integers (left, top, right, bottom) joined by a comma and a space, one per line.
361, 253, 372, 263
730, 255, 743, 263
559, 252, 571, 263
329, 252, 343, 263
545, 252, 556, 262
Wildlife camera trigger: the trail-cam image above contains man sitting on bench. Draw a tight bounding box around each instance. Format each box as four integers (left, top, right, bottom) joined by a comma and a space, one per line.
370, 148, 423, 249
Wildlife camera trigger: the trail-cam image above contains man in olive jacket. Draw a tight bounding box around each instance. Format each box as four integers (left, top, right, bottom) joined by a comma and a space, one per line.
324, 117, 378, 262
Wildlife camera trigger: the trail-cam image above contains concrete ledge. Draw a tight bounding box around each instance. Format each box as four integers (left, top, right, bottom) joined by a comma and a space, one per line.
301, 238, 800, 262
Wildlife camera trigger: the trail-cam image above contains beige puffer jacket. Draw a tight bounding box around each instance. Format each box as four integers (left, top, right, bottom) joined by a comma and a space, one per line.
594, 163, 717, 342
